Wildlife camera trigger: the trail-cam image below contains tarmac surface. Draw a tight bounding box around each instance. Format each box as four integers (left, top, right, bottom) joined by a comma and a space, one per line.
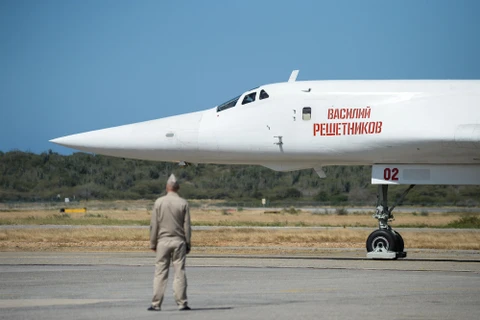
0, 251, 479, 320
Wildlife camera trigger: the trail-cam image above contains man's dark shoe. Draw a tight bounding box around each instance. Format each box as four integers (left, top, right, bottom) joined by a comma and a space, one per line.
179, 306, 191, 311
147, 306, 161, 311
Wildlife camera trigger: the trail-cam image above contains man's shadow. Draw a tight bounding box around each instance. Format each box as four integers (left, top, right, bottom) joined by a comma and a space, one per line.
188, 307, 233, 311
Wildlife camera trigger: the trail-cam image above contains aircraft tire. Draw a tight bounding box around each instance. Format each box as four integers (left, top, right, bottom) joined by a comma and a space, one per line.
393, 231, 404, 253
366, 229, 397, 253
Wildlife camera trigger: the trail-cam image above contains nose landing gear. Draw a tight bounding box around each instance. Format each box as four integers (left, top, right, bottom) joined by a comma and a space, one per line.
366, 184, 414, 259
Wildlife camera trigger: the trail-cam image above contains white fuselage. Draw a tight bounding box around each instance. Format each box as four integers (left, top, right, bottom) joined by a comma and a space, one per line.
51, 79, 480, 172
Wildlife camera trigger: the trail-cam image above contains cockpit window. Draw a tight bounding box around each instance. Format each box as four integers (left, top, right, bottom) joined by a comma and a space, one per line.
259, 90, 269, 100
217, 95, 240, 112
242, 92, 256, 105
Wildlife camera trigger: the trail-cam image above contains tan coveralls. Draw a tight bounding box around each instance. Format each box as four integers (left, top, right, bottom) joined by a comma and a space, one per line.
150, 191, 191, 309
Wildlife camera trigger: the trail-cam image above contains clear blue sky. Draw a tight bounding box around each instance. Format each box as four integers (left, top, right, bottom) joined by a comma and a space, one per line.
1, 0, 479, 154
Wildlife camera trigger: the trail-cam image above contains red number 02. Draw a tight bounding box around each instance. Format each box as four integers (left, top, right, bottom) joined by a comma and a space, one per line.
383, 168, 399, 181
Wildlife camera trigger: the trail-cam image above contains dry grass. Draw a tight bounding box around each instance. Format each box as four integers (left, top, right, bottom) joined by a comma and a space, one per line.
1, 227, 479, 252
0, 209, 150, 222
194, 228, 367, 248
191, 209, 462, 227
0, 228, 148, 251
0, 205, 478, 252
0, 208, 469, 228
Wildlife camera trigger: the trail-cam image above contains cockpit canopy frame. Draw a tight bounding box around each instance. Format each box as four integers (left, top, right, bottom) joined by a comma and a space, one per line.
216, 89, 270, 113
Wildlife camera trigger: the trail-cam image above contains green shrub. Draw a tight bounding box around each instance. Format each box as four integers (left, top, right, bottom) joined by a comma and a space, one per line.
314, 191, 329, 202
447, 216, 480, 228
331, 194, 348, 204
282, 206, 299, 215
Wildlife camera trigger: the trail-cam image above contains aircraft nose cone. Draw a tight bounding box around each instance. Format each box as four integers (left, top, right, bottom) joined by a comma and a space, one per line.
50, 135, 94, 149
49, 137, 65, 146
50, 111, 204, 161
50, 126, 131, 151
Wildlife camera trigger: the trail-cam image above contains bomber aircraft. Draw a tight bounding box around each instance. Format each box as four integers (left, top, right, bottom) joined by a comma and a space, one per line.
51, 70, 480, 259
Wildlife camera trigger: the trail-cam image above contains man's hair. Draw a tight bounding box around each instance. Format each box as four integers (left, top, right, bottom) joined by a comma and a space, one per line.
166, 174, 180, 191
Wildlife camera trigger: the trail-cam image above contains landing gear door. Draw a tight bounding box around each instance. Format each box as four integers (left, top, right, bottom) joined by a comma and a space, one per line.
372, 164, 480, 185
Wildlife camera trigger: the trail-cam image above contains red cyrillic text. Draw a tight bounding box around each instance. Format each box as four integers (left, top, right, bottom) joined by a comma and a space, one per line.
327, 107, 371, 120
313, 121, 383, 136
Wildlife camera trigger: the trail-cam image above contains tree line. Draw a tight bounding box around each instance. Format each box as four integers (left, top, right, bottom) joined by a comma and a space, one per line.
0, 150, 479, 206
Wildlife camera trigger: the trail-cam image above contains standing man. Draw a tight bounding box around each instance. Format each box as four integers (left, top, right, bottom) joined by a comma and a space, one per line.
148, 174, 191, 311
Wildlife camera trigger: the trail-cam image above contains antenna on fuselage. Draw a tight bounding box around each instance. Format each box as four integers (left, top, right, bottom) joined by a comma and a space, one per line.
288, 70, 299, 82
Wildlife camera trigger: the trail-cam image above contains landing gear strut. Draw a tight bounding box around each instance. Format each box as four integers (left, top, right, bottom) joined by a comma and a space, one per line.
366, 184, 414, 259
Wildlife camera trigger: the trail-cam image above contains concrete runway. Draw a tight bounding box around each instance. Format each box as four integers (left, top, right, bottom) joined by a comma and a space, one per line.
0, 251, 479, 320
